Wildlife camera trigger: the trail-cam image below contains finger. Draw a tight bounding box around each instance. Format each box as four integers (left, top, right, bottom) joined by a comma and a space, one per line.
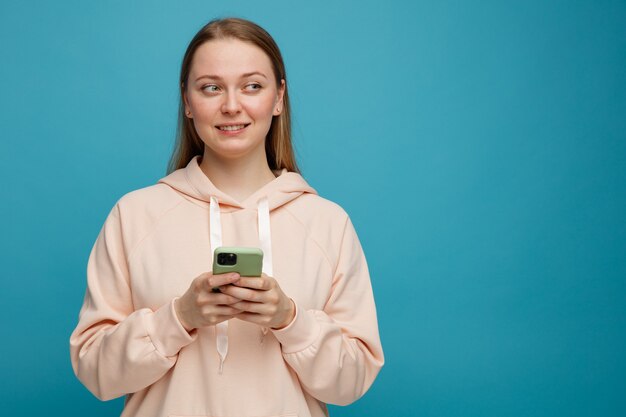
206, 272, 240, 290
208, 292, 242, 305
209, 305, 243, 316
231, 300, 265, 314
219, 285, 262, 302
232, 276, 271, 290
235, 312, 270, 327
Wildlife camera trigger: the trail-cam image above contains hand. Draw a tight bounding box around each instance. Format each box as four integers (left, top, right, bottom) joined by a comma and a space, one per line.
174, 272, 243, 331
219, 273, 296, 330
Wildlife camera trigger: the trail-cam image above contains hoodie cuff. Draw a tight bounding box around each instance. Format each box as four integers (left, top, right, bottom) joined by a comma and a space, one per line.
271, 302, 321, 354
144, 298, 197, 357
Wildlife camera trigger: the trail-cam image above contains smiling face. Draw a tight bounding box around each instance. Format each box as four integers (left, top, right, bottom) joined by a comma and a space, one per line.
183, 38, 285, 163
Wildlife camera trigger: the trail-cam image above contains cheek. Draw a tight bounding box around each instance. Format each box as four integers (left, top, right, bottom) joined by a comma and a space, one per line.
190, 98, 218, 121
245, 95, 277, 119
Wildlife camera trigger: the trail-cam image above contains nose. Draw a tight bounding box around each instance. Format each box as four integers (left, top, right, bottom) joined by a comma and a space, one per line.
221, 91, 242, 115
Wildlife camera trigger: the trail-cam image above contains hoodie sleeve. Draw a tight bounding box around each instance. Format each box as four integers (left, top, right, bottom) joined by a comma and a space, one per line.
69, 204, 196, 401
271, 216, 384, 406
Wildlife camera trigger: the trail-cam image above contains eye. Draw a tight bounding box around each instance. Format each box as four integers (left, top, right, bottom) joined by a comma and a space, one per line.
244, 83, 262, 92
202, 84, 220, 94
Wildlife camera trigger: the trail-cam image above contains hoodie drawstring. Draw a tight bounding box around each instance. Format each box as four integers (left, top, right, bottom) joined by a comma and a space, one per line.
257, 197, 273, 341
209, 197, 227, 374
209, 196, 273, 374
257, 197, 273, 277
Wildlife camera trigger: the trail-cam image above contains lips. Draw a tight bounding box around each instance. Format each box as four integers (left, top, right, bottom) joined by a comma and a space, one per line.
216, 123, 251, 131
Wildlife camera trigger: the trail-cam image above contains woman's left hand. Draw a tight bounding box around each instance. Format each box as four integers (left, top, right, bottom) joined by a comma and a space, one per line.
219, 274, 295, 330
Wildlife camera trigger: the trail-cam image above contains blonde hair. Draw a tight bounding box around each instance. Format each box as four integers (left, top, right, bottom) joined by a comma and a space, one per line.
167, 17, 299, 174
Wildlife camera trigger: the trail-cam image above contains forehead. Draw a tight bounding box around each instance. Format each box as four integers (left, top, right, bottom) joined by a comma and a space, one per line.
189, 38, 275, 79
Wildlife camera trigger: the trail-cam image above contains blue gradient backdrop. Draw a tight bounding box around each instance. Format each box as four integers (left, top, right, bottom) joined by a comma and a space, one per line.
1, 1, 625, 416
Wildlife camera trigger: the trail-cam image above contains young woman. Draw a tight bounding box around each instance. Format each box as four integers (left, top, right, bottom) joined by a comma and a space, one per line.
70, 17, 384, 417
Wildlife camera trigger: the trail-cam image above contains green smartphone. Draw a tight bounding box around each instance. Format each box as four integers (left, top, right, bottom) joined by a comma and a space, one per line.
212, 246, 263, 285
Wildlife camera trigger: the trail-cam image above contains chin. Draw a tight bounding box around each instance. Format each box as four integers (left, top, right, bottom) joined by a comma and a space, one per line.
204, 144, 261, 160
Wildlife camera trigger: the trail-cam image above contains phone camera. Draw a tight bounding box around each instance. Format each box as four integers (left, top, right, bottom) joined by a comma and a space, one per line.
217, 252, 237, 266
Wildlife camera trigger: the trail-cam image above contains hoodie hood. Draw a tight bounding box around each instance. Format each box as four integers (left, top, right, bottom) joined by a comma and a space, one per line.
158, 156, 317, 211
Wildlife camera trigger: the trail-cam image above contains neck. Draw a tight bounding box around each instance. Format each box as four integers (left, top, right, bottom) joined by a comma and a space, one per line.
199, 147, 277, 203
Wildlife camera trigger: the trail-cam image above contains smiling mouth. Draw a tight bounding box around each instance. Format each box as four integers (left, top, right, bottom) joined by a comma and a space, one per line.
217, 124, 251, 131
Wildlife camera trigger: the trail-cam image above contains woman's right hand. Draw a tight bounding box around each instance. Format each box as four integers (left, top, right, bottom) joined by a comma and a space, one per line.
174, 272, 242, 331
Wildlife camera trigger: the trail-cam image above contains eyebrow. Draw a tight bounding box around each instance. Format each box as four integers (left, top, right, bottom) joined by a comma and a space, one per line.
194, 71, 268, 82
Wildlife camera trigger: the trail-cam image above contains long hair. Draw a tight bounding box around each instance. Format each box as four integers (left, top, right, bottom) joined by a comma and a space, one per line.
167, 17, 298, 174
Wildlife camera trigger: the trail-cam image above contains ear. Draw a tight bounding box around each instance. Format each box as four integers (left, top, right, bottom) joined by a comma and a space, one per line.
273, 79, 286, 116
182, 83, 192, 118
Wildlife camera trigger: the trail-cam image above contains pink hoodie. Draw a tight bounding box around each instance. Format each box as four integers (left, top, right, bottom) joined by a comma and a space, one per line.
70, 156, 384, 417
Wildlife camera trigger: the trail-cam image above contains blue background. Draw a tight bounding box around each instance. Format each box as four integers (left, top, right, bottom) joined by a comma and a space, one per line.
1, 0, 625, 415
